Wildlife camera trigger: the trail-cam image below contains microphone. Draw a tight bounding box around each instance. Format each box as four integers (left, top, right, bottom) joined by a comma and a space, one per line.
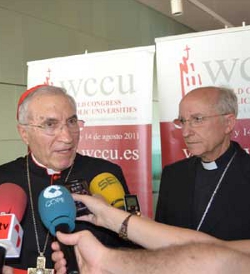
0, 182, 27, 265
38, 185, 79, 274
89, 172, 125, 209
0, 246, 5, 274
90, 173, 141, 215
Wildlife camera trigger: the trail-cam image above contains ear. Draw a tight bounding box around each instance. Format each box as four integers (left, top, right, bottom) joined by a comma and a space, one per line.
224, 114, 236, 134
17, 124, 29, 145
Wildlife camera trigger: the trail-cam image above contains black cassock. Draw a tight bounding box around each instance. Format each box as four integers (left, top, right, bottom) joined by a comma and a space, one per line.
0, 153, 132, 270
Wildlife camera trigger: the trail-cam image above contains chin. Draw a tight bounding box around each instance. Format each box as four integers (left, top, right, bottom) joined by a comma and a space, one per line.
54, 158, 74, 171
187, 148, 203, 157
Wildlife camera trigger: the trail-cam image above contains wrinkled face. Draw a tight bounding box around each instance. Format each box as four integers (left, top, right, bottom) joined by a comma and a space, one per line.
179, 89, 235, 162
18, 93, 80, 171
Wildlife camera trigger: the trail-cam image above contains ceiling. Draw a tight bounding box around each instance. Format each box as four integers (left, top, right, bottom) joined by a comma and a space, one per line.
136, 0, 250, 32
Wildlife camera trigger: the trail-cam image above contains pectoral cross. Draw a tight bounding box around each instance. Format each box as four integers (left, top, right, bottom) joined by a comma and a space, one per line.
28, 256, 54, 274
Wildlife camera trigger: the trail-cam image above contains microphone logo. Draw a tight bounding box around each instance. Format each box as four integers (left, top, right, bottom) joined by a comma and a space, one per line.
43, 185, 63, 198
43, 186, 66, 208
89, 173, 125, 209
0, 215, 23, 257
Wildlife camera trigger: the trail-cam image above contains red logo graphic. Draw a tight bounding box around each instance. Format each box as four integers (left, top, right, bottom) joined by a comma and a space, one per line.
14, 224, 21, 248
180, 45, 202, 97
0, 215, 10, 238
44, 68, 54, 86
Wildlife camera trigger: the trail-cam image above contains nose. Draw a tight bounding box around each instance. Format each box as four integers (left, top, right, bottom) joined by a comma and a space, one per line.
181, 122, 194, 138
58, 124, 74, 142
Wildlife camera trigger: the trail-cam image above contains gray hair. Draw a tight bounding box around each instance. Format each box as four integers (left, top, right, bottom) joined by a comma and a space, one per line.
18, 85, 77, 123
214, 86, 238, 117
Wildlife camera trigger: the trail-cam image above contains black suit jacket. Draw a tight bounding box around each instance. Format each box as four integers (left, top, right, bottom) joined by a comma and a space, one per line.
155, 142, 250, 240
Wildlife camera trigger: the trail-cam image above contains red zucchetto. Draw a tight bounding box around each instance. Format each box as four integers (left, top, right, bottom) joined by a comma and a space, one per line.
16, 84, 48, 120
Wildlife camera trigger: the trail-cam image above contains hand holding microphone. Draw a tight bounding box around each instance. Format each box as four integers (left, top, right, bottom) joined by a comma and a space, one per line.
71, 173, 135, 232
65, 173, 140, 233
38, 185, 79, 274
65, 172, 126, 219
50, 175, 140, 274
89, 173, 140, 215
71, 193, 114, 227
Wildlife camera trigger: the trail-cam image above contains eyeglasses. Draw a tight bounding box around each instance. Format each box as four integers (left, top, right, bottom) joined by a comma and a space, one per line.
173, 114, 229, 129
20, 117, 84, 136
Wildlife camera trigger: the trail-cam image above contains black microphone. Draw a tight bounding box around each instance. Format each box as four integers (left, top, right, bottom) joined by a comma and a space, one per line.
38, 185, 79, 274
0, 246, 5, 274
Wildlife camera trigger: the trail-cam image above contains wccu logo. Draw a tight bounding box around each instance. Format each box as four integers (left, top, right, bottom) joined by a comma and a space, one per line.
43, 185, 63, 199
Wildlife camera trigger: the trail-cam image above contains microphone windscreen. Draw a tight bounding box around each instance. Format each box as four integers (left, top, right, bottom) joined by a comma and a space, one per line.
38, 185, 76, 236
89, 173, 125, 208
0, 183, 27, 222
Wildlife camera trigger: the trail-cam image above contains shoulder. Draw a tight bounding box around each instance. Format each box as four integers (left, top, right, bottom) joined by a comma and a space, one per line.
234, 142, 250, 156
73, 153, 124, 180
233, 141, 250, 165
0, 156, 26, 185
75, 153, 122, 169
233, 142, 250, 176
162, 156, 197, 173
73, 153, 129, 192
0, 156, 26, 171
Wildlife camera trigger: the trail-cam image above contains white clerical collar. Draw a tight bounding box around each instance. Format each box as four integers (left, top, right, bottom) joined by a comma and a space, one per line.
31, 153, 60, 175
201, 161, 218, 170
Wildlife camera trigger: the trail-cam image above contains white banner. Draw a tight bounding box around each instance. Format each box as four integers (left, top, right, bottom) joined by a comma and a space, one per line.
156, 26, 250, 166
28, 47, 154, 126
27, 46, 155, 216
